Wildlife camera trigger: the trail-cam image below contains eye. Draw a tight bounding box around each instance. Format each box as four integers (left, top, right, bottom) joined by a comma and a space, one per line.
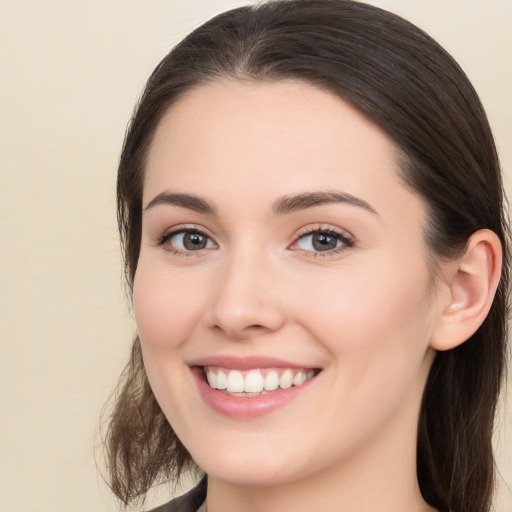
293, 228, 354, 254
157, 229, 216, 253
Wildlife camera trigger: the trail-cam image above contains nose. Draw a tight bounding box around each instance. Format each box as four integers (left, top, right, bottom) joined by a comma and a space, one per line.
206, 250, 286, 340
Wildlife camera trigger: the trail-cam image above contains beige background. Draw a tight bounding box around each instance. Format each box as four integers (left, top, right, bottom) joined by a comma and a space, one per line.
0, 1, 510, 510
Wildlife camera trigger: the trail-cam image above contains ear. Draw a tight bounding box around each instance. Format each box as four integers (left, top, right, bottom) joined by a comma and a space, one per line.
429, 229, 503, 351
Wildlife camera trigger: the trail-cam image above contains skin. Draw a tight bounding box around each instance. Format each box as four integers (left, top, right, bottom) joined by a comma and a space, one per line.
134, 80, 449, 512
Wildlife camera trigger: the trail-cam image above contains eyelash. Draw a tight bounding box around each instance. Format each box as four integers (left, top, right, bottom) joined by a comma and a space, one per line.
154, 225, 355, 257
154, 226, 216, 256
292, 226, 355, 258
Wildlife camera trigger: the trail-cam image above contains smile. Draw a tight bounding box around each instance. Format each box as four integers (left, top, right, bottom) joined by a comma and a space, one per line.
190, 357, 321, 418
204, 366, 317, 396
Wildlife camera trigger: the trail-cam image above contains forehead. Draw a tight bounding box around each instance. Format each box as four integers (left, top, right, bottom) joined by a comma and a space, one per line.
147, 79, 394, 171
143, 79, 425, 228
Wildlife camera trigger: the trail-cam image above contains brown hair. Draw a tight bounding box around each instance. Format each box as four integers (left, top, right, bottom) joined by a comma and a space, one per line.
105, 1, 510, 510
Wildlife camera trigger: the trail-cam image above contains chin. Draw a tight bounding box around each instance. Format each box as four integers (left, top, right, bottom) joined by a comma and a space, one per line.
192, 443, 308, 488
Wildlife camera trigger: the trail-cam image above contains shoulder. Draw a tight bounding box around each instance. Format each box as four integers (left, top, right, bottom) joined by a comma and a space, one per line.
145, 478, 207, 512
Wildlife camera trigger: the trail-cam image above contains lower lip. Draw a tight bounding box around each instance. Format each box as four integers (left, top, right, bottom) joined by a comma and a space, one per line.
192, 367, 317, 419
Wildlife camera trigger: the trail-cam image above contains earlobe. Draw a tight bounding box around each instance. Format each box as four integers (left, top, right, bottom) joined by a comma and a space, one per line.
430, 229, 502, 351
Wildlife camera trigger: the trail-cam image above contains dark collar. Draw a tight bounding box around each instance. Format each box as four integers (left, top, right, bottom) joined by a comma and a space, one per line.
146, 477, 207, 512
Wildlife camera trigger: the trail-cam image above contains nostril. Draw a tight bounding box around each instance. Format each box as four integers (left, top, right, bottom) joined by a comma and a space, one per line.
246, 324, 267, 331
239, 324, 274, 339
211, 322, 272, 340
207, 282, 286, 338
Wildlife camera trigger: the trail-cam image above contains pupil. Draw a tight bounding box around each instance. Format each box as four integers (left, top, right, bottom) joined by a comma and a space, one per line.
313, 233, 337, 251
184, 232, 206, 250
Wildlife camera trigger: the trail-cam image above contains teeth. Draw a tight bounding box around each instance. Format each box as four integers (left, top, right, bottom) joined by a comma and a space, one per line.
205, 367, 316, 394
217, 370, 227, 390
264, 371, 279, 391
279, 369, 293, 389
207, 369, 218, 388
226, 370, 244, 393
244, 370, 264, 393
293, 371, 307, 386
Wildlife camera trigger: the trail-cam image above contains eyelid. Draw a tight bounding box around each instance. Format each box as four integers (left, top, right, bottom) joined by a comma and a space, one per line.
294, 223, 354, 239
151, 223, 354, 257
289, 224, 355, 256
153, 224, 218, 253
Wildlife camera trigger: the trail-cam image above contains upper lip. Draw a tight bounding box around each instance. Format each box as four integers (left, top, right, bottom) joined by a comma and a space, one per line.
189, 355, 319, 371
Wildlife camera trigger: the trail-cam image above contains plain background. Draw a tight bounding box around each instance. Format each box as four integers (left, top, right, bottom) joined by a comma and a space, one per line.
0, 1, 510, 510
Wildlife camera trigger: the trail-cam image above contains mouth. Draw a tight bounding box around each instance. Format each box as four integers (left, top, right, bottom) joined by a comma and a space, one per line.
190, 357, 322, 418
200, 366, 320, 397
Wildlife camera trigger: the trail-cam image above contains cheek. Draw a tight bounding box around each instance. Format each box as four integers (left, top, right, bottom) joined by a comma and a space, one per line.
132, 262, 206, 425
298, 263, 434, 442
133, 262, 205, 351
299, 256, 434, 376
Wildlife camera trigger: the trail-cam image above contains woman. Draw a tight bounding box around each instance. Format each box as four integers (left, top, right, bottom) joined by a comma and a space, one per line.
105, 1, 510, 511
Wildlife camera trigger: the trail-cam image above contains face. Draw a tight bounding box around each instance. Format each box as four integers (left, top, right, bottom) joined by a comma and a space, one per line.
134, 80, 441, 487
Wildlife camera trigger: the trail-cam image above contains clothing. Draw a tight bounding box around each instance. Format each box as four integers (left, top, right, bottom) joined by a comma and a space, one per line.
146, 478, 207, 512
146, 476, 449, 512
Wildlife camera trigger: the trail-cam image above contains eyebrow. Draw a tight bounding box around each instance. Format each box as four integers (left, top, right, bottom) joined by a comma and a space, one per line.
272, 190, 378, 216
144, 189, 378, 217
144, 192, 217, 214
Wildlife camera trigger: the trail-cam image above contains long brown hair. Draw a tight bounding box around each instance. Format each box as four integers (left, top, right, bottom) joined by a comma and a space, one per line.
105, 1, 510, 510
